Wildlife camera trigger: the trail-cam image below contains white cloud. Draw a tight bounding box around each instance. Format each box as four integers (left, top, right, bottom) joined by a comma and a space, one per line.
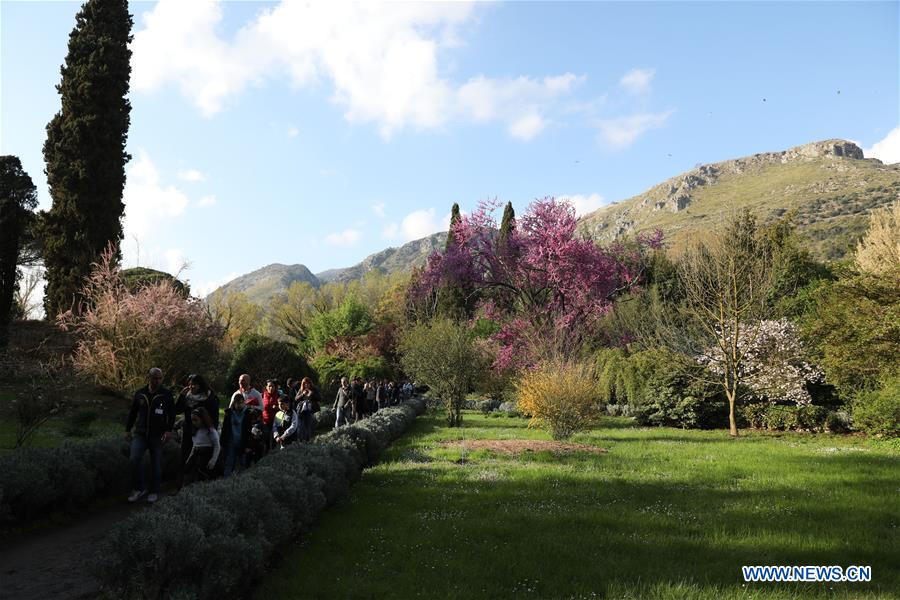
198, 195, 217, 207
619, 68, 655, 95
399, 208, 451, 241
457, 74, 584, 140
558, 193, 608, 217
177, 168, 206, 182
164, 248, 189, 275
192, 271, 240, 298
287, 126, 299, 138
372, 202, 387, 218
382, 222, 399, 239
864, 127, 900, 165
597, 110, 675, 149
131, 1, 581, 140
122, 150, 189, 265
326, 228, 362, 246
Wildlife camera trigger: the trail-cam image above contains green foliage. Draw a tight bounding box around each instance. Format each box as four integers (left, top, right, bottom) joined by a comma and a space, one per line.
400, 319, 479, 426
740, 403, 828, 432
41, 0, 133, 317
310, 353, 393, 395
91, 400, 426, 599
0, 156, 37, 348
852, 376, 900, 438
801, 271, 899, 397
596, 347, 723, 429
227, 334, 314, 390
498, 201, 515, 247
306, 296, 374, 353
121, 267, 189, 298
762, 215, 833, 317
446, 202, 461, 250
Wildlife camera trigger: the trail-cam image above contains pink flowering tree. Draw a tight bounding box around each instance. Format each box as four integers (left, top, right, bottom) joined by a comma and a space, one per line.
412, 198, 660, 369
58, 246, 224, 395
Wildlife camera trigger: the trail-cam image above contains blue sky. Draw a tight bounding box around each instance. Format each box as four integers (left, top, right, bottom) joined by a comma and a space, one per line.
2, 0, 898, 297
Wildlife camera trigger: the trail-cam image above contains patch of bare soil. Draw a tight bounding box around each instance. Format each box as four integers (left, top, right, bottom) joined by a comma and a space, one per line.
441, 439, 607, 454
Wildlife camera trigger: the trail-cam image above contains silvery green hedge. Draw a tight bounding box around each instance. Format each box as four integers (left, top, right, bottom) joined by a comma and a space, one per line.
0, 437, 181, 530
90, 398, 426, 599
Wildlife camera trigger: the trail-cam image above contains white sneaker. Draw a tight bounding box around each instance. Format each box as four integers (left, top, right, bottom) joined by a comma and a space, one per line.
146, 493, 159, 504
127, 490, 146, 503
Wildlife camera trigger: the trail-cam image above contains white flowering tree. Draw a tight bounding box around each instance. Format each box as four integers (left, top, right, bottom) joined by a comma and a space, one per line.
698, 318, 823, 407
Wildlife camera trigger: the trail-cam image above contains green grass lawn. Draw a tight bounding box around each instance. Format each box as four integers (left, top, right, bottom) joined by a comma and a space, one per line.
259, 410, 899, 599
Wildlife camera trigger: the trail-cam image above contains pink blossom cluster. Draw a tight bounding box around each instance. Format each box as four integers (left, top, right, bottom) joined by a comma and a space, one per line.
414, 198, 660, 370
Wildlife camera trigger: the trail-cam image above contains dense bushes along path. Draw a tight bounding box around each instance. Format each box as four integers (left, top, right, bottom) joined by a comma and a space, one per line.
91, 398, 426, 599
0, 399, 425, 600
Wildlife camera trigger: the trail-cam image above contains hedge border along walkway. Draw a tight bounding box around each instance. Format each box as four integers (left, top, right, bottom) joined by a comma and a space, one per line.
89, 398, 427, 600
0, 437, 182, 531
0, 407, 341, 533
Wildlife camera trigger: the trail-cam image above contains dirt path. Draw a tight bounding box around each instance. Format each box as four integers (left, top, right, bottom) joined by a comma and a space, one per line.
0, 497, 162, 600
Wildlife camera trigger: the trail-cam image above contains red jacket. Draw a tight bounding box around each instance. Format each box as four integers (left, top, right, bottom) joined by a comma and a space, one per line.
262, 390, 280, 426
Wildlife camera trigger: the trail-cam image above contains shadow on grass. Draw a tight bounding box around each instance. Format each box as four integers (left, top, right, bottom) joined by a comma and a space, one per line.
262, 456, 899, 600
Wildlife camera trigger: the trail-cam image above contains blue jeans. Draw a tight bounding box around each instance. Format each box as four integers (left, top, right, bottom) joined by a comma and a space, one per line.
130, 433, 163, 494
334, 406, 346, 429
223, 445, 248, 477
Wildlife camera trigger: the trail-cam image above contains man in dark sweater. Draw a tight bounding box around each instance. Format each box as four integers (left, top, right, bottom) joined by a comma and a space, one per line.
125, 367, 176, 503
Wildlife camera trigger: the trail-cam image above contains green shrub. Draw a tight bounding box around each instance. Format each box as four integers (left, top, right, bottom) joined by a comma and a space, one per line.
764, 405, 799, 431
310, 353, 393, 396
0, 437, 181, 529
852, 377, 900, 438
825, 410, 852, 433
90, 398, 426, 599
227, 334, 314, 388
740, 403, 769, 429
796, 405, 828, 431
61, 409, 100, 438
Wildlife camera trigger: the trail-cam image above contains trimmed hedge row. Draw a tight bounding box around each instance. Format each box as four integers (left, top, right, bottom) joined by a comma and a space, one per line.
90, 398, 427, 600
0, 437, 181, 530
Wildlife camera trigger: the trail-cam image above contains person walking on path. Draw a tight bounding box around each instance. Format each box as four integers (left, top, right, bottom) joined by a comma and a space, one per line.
221, 391, 253, 477
175, 374, 219, 485
236, 373, 264, 411
273, 395, 299, 449
333, 377, 351, 429
296, 377, 320, 441
183, 406, 220, 484
125, 367, 176, 504
262, 379, 281, 453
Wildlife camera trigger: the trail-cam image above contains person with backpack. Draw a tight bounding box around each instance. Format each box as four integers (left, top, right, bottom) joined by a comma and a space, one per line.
125, 367, 176, 503
183, 406, 220, 484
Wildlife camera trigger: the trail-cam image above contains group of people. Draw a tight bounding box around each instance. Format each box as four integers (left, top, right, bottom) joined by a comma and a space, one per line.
123, 367, 412, 504
331, 376, 413, 428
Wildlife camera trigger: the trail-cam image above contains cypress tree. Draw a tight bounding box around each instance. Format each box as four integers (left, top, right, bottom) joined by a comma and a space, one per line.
445, 202, 461, 250
42, 0, 133, 317
499, 201, 515, 246
0, 157, 38, 347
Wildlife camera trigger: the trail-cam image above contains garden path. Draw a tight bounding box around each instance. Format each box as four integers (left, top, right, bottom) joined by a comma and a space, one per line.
0, 498, 158, 599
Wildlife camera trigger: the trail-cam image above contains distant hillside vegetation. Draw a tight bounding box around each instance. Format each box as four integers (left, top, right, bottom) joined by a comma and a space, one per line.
578, 139, 900, 260
209, 232, 446, 304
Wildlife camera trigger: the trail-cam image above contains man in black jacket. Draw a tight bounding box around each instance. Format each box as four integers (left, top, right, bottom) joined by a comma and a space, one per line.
125, 367, 175, 503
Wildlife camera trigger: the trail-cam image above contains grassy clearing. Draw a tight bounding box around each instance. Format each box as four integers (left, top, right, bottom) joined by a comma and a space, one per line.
259, 411, 899, 599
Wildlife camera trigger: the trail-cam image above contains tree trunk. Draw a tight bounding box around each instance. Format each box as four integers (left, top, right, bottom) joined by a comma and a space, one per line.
728, 393, 738, 437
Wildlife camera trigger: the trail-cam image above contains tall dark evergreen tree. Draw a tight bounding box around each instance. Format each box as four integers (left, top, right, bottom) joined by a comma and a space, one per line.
498, 201, 515, 247
0, 157, 38, 347
445, 202, 461, 250
42, 0, 132, 317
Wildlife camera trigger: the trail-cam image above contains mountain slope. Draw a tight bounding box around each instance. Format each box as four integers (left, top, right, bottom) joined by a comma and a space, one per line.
209, 263, 320, 305
209, 232, 447, 304
578, 140, 900, 260
315, 232, 446, 284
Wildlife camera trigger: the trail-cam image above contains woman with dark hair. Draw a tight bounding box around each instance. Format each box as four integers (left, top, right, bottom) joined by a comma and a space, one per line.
296, 377, 321, 441
175, 374, 220, 485
183, 406, 220, 484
